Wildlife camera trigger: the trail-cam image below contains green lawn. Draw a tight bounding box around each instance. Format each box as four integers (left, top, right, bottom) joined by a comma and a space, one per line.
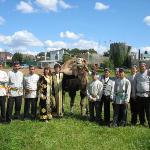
0, 93, 150, 150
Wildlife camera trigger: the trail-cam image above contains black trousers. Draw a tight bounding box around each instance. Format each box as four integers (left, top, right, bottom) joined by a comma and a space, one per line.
130, 98, 138, 125
100, 95, 111, 124
6, 96, 22, 122
137, 96, 150, 125
24, 98, 38, 119
113, 104, 128, 126
0, 96, 6, 121
89, 101, 100, 122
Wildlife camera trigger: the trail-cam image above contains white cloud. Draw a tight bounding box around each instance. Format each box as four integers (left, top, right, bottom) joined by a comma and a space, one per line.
144, 16, 150, 26
45, 40, 67, 48
60, 31, 83, 40
45, 39, 107, 54
140, 47, 150, 52
0, 30, 43, 49
95, 2, 109, 11
35, 0, 73, 12
36, 0, 58, 12
0, 16, 5, 25
0, 48, 4, 52
16, 1, 35, 13
21, 50, 39, 56
59, 0, 72, 9
72, 39, 99, 49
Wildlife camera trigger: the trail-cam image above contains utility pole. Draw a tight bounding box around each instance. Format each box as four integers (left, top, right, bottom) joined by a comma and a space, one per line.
4, 49, 7, 67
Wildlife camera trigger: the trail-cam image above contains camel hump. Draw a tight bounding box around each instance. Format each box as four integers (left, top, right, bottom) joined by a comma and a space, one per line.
61, 57, 88, 76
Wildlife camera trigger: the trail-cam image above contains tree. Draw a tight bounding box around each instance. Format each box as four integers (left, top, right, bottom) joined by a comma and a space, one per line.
110, 43, 131, 68
12, 53, 23, 64
88, 49, 97, 54
103, 50, 110, 57
144, 51, 148, 54
62, 54, 72, 63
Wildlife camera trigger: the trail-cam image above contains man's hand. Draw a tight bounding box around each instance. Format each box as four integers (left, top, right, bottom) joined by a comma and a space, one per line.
124, 102, 128, 107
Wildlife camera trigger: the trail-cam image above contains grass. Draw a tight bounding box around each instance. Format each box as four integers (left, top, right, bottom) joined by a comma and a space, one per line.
0, 93, 150, 150
0, 68, 149, 150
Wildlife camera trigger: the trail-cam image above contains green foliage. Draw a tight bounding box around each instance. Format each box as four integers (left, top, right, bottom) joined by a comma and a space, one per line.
12, 52, 23, 63
110, 43, 131, 68
103, 59, 114, 69
103, 50, 110, 57
62, 54, 72, 63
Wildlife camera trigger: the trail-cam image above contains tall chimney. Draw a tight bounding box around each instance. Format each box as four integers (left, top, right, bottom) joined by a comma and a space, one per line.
138, 49, 140, 60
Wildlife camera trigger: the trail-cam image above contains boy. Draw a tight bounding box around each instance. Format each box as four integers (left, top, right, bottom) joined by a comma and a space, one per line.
87, 71, 103, 124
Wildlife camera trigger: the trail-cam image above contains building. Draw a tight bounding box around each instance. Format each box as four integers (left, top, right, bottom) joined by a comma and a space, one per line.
0, 52, 13, 61
78, 52, 108, 65
37, 49, 65, 68
141, 53, 150, 60
37, 49, 65, 62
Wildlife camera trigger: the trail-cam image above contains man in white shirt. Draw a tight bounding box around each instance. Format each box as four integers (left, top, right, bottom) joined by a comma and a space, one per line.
87, 71, 103, 124
128, 65, 138, 125
113, 68, 131, 127
99, 68, 114, 126
134, 62, 150, 128
6, 62, 23, 123
24, 65, 39, 120
0, 62, 8, 122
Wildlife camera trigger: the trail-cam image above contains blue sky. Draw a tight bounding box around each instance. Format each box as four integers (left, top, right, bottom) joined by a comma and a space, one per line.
0, 0, 150, 55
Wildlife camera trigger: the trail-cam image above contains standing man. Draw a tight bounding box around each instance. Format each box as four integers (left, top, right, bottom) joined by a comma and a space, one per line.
87, 71, 103, 124
113, 68, 131, 127
128, 65, 138, 125
52, 63, 64, 117
6, 62, 23, 123
24, 65, 39, 120
99, 68, 114, 126
0, 62, 8, 122
134, 62, 150, 128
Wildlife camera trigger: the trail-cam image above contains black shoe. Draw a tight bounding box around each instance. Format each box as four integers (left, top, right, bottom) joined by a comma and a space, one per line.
113, 124, 118, 128
89, 118, 95, 122
5, 120, 11, 124
24, 117, 30, 121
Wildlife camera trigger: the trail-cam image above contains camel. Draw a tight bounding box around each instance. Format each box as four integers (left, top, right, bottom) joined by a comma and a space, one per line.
61, 57, 89, 115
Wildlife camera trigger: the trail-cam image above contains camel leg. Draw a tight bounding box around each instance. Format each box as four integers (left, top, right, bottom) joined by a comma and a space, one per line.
69, 91, 76, 114
62, 90, 66, 113
80, 92, 87, 116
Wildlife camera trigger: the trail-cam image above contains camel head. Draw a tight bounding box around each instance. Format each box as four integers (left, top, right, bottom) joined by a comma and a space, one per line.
61, 57, 88, 77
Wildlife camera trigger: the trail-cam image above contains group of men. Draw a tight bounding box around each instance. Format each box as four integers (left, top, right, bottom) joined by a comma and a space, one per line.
87, 62, 150, 128
0, 61, 63, 123
0, 60, 149, 128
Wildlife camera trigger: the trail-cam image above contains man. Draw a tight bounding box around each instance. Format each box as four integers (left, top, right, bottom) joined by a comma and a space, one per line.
113, 68, 131, 127
6, 62, 23, 123
0, 62, 8, 122
87, 71, 103, 124
112, 68, 121, 121
134, 62, 150, 127
52, 63, 64, 117
99, 68, 114, 126
24, 65, 39, 120
128, 65, 138, 125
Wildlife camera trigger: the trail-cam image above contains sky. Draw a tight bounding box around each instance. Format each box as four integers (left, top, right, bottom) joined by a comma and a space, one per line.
0, 0, 150, 55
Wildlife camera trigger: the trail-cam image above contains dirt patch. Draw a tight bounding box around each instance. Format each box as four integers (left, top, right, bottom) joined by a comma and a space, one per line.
2, 68, 44, 75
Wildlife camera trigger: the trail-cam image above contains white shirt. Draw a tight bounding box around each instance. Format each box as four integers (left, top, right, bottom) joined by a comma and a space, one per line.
24, 74, 39, 98
87, 79, 103, 101
114, 77, 131, 104
100, 76, 114, 99
134, 70, 150, 97
8, 70, 23, 97
128, 74, 136, 98
0, 70, 8, 96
